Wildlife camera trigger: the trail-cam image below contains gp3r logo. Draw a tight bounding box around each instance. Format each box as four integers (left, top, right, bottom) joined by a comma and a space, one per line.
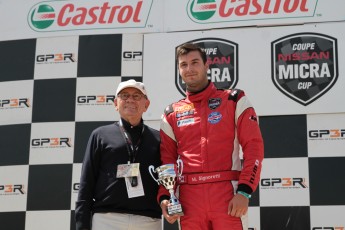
77, 95, 115, 104
0, 98, 30, 108
36, 53, 76, 63
309, 129, 345, 139
123, 51, 142, 59
261, 178, 308, 188
0, 185, 25, 194
31, 138, 72, 147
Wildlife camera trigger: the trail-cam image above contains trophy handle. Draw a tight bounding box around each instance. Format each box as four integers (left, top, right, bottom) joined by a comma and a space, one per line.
176, 159, 183, 176
148, 165, 159, 184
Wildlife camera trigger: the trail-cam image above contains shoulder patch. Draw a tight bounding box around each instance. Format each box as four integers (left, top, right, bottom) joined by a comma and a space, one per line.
164, 104, 174, 115
228, 89, 243, 102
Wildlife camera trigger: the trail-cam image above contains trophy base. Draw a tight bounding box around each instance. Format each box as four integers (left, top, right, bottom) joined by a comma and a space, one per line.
168, 204, 184, 216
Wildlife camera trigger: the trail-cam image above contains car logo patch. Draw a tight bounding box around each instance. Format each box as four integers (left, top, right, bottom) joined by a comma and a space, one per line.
208, 98, 221, 110
208, 112, 222, 124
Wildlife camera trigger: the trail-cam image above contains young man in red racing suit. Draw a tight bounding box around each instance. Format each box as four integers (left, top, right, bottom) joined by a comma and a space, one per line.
158, 43, 264, 230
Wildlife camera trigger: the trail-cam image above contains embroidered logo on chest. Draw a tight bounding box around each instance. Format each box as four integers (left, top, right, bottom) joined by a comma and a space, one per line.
176, 110, 194, 118
177, 118, 195, 127
208, 112, 222, 124
208, 98, 222, 110
175, 104, 194, 112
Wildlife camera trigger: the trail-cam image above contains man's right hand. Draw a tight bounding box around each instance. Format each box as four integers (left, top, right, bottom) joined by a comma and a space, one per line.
160, 199, 180, 224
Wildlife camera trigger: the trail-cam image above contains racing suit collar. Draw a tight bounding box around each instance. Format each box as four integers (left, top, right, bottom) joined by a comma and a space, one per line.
186, 81, 216, 102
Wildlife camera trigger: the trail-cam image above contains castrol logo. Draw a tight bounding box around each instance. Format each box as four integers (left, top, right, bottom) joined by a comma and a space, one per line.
187, 0, 318, 23
28, 0, 153, 31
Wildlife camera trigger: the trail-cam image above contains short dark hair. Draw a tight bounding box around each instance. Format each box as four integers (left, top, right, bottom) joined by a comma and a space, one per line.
176, 43, 207, 64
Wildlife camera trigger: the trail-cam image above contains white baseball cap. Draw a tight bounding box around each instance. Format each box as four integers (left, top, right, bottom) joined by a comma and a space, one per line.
116, 79, 147, 96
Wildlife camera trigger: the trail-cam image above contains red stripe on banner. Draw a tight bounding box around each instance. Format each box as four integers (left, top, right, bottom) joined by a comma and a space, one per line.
39, 13, 55, 19
201, 4, 217, 10
195, 3, 217, 11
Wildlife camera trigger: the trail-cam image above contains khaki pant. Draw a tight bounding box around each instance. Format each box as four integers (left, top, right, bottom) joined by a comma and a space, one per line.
92, 213, 162, 230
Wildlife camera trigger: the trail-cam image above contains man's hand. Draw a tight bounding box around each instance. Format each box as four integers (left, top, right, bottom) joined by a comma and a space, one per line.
228, 193, 249, 217
160, 200, 180, 224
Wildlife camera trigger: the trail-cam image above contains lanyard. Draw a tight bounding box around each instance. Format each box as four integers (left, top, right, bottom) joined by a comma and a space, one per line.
119, 119, 145, 164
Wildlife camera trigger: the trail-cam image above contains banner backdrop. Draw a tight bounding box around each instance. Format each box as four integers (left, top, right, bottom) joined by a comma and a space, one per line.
164, 0, 345, 32
1, 0, 345, 42
0, 31, 345, 230
1, 2, 345, 230
0, 33, 157, 230
0, 0, 164, 41
143, 21, 345, 118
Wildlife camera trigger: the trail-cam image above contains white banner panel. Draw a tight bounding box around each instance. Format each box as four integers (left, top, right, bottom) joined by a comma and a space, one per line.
71, 163, 82, 210
143, 119, 160, 131
0, 166, 28, 212
310, 206, 345, 229
0, 0, 164, 42
307, 113, 345, 157
259, 158, 310, 207
121, 34, 143, 77
34, 36, 79, 79
164, 0, 345, 32
0, 80, 33, 125
248, 207, 261, 230
143, 22, 345, 119
76, 77, 119, 121
29, 122, 75, 165
25, 210, 71, 230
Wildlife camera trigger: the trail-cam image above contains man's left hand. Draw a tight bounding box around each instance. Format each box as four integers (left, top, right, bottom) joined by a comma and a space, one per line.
228, 193, 249, 217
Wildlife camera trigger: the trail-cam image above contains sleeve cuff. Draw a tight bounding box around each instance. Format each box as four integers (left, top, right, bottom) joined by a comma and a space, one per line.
159, 195, 170, 204
236, 183, 253, 194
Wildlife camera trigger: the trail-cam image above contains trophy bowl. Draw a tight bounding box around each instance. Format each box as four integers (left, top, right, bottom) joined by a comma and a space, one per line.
148, 159, 184, 215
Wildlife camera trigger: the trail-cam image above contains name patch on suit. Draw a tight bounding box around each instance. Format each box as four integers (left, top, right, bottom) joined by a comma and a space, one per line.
177, 118, 194, 127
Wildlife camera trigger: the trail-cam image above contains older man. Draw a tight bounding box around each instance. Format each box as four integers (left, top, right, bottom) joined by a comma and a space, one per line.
76, 79, 162, 230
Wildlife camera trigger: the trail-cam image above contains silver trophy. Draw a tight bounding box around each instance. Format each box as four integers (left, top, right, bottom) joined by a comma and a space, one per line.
148, 159, 184, 215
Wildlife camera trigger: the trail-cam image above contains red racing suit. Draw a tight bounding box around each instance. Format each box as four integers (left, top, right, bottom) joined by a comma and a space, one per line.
158, 82, 264, 230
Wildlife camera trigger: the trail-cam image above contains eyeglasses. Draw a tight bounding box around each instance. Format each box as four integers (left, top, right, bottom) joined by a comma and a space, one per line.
117, 93, 146, 101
